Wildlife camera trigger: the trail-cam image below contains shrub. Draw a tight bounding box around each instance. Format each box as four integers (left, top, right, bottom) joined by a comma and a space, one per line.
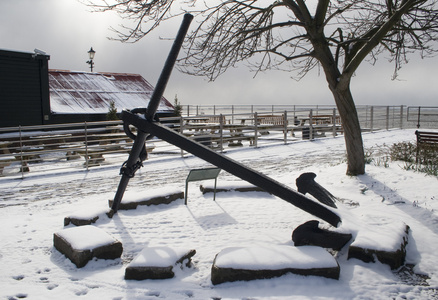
106, 101, 118, 120
389, 142, 416, 163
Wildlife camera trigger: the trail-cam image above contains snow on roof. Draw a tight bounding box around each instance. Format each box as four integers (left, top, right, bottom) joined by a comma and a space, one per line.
49, 70, 174, 114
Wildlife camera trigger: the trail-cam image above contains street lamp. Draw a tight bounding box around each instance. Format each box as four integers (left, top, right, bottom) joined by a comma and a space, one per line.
86, 47, 96, 72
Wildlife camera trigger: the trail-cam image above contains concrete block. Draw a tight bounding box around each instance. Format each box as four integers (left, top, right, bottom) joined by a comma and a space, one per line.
125, 247, 196, 280
211, 245, 339, 285
54, 225, 122, 268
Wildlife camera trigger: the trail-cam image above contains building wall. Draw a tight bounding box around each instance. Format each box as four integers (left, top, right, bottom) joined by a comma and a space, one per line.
0, 49, 50, 127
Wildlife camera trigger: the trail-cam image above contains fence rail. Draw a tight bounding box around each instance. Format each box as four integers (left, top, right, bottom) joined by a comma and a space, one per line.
1, 105, 436, 178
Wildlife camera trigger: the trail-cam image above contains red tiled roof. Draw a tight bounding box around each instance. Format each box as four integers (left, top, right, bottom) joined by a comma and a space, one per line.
49, 70, 174, 114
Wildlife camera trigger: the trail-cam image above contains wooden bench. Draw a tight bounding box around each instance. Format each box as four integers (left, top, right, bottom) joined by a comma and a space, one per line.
254, 114, 288, 135
310, 115, 341, 125
415, 130, 438, 163
208, 115, 227, 124
257, 114, 286, 126
298, 114, 343, 138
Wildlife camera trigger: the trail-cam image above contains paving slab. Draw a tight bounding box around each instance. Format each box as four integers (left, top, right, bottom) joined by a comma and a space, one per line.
64, 208, 109, 226
54, 225, 123, 268
211, 245, 340, 285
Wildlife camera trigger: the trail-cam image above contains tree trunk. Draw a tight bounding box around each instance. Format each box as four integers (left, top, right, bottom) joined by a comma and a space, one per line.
330, 85, 365, 175
305, 25, 365, 175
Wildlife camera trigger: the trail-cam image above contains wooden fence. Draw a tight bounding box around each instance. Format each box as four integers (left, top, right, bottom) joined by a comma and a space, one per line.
1, 105, 436, 178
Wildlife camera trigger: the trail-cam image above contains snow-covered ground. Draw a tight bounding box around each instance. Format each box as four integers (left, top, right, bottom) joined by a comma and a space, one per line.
1, 129, 437, 300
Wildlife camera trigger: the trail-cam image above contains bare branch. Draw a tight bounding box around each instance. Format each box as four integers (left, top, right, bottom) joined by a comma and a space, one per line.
86, 0, 438, 81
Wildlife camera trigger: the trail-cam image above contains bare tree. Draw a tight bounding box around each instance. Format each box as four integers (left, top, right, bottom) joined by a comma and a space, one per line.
87, 0, 438, 175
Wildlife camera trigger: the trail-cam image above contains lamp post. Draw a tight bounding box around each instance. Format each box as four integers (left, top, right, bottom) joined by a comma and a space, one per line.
86, 47, 95, 72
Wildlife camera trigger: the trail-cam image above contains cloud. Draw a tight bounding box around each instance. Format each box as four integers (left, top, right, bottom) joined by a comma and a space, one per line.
1, 0, 437, 107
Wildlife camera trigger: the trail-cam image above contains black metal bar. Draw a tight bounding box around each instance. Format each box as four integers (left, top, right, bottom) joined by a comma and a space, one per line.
109, 130, 148, 216
122, 111, 342, 227
146, 13, 193, 121
108, 14, 193, 216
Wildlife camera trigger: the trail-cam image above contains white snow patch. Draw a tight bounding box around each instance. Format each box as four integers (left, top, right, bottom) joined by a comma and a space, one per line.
214, 245, 338, 270
122, 186, 182, 203
1, 129, 438, 299
351, 220, 408, 251
55, 225, 117, 250
128, 247, 193, 268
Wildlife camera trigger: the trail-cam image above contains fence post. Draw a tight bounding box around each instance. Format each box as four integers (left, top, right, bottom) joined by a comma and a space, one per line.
400, 105, 404, 129
417, 106, 421, 128
180, 116, 185, 157
370, 106, 374, 132
365, 106, 369, 129
283, 110, 288, 144
19, 125, 24, 179
219, 114, 224, 153
85, 122, 89, 171
332, 108, 337, 137
386, 106, 390, 130
309, 109, 314, 140
254, 112, 258, 147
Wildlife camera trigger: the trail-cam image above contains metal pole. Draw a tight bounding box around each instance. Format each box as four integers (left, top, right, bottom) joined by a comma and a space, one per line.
110, 14, 193, 216
146, 13, 194, 121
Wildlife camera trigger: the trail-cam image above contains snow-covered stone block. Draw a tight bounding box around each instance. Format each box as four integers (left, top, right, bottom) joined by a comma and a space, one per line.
211, 245, 340, 285
64, 208, 109, 226
348, 222, 409, 269
125, 247, 196, 280
108, 188, 184, 210
53, 225, 123, 268
200, 181, 266, 194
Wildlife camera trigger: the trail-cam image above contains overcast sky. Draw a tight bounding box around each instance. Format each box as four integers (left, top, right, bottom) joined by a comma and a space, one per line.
1, 0, 437, 106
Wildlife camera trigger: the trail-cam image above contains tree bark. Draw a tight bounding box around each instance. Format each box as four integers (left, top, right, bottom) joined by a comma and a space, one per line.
329, 84, 365, 175
309, 31, 365, 175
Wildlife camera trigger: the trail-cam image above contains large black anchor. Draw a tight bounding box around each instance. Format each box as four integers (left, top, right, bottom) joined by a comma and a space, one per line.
108, 13, 341, 227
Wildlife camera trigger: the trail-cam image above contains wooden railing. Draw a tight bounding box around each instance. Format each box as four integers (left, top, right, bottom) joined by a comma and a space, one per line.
1, 105, 435, 178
